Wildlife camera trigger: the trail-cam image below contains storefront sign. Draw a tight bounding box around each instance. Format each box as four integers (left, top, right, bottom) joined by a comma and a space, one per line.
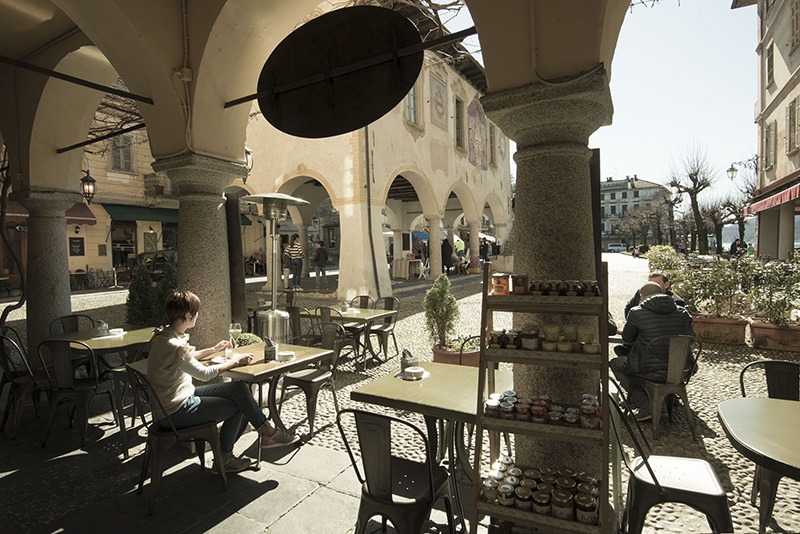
69, 237, 85, 256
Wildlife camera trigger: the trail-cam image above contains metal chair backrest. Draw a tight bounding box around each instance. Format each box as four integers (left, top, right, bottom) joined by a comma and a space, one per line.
38, 339, 98, 390
740, 360, 800, 401
49, 314, 95, 336
350, 295, 375, 309
287, 305, 314, 345
125, 364, 182, 436
458, 335, 481, 365
644, 335, 699, 386
337, 408, 436, 503
277, 291, 297, 308
373, 297, 399, 327
0, 325, 27, 358
316, 306, 342, 323
0, 334, 35, 380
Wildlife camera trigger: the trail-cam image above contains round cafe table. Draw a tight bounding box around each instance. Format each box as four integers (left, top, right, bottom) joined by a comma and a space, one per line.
717, 397, 800, 534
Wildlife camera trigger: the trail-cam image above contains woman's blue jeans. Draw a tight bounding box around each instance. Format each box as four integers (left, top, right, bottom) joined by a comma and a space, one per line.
291, 258, 302, 288
160, 381, 267, 452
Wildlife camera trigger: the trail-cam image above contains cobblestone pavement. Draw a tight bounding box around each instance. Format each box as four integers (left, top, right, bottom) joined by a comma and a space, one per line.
1, 256, 799, 533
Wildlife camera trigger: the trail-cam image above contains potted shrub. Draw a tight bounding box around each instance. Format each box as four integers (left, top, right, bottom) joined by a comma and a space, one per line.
672, 258, 750, 345
425, 274, 479, 365
749, 255, 800, 351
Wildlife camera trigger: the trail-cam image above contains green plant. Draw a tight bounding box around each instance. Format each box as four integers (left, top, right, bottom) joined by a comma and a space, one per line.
153, 260, 177, 323
127, 268, 157, 326
424, 274, 459, 348
234, 332, 263, 347
672, 259, 749, 317
750, 256, 800, 326
646, 245, 686, 272
451, 335, 480, 351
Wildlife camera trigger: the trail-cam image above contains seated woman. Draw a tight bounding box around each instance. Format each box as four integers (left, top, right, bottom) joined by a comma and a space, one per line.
147, 290, 298, 473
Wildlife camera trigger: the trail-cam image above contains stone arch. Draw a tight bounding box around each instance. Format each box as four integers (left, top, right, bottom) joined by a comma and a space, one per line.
480, 190, 508, 227
380, 164, 440, 216
383, 205, 401, 231
443, 181, 480, 228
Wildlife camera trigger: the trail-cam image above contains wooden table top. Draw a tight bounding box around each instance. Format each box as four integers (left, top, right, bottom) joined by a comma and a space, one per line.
351, 361, 513, 423
49, 325, 155, 354
301, 307, 397, 324
718, 397, 800, 480
128, 342, 333, 384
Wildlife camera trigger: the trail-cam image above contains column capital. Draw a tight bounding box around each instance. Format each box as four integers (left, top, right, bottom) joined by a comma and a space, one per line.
481, 68, 612, 149
13, 188, 83, 216
152, 152, 247, 196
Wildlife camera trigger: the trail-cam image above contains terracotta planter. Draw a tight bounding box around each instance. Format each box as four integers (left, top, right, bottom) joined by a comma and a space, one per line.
750, 321, 800, 352
432, 345, 480, 367
692, 315, 748, 345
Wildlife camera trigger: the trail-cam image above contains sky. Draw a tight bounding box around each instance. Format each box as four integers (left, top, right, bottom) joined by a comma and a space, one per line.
448, 0, 758, 203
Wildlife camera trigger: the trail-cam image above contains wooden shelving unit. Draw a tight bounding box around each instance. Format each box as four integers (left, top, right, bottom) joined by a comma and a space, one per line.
469, 262, 611, 533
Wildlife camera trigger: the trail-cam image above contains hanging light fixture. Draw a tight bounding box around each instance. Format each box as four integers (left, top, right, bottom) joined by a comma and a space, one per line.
244, 147, 254, 184
80, 169, 97, 204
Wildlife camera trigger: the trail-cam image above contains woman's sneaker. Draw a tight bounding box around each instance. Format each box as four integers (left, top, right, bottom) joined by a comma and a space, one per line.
211, 453, 253, 474
260, 427, 300, 448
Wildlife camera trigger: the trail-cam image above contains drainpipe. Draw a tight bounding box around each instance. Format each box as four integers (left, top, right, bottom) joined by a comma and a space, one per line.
364, 125, 381, 299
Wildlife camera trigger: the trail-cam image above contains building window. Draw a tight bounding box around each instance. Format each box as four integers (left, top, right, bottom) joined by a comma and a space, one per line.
621, 191, 627, 199
610, 192, 616, 200
793, 0, 800, 49
404, 84, 418, 125
610, 205, 617, 215
489, 124, 497, 166
601, 206, 606, 218
111, 134, 133, 172
787, 98, 799, 153
766, 42, 774, 86
454, 97, 464, 149
600, 193, 605, 201
633, 190, 639, 198
622, 204, 628, 215
765, 120, 777, 169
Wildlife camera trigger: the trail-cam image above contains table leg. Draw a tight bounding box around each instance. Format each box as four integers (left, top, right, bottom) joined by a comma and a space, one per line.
757, 468, 782, 534
445, 421, 469, 533
424, 415, 438, 461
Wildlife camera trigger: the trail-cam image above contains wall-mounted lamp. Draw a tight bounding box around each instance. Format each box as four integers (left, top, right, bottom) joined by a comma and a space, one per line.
80, 169, 97, 204
244, 147, 254, 184
148, 226, 155, 233
74, 226, 80, 234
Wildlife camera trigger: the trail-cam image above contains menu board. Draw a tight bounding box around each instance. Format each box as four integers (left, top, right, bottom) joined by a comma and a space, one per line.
69, 237, 85, 256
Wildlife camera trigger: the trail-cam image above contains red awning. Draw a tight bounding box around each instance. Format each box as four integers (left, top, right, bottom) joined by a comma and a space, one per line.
1, 201, 97, 225
744, 183, 800, 215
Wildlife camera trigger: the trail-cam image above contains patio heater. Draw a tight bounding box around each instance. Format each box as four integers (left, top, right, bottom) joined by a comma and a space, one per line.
242, 193, 308, 344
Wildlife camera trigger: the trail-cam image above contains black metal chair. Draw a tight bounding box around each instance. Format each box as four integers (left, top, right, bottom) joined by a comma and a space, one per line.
125, 364, 227, 515
739, 359, 800, 524
640, 335, 700, 440
49, 314, 95, 335
337, 409, 455, 533
278, 322, 352, 435
0, 334, 47, 438
286, 305, 316, 345
609, 380, 733, 534
349, 295, 375, 309
38, 340, 117, 448
368, 297, 400, 361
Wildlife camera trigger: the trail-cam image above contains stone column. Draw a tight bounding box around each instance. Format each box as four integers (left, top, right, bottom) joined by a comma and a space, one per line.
482, 69, 613, 472
468, 219, 481, 264
153, 153, 247, 348
17, 190, 83, 353
778, 203, 795, 260
392, 229, 403, 260
299, 225, 309, 282
225, 191, 247, 325
426, 214, 443, 278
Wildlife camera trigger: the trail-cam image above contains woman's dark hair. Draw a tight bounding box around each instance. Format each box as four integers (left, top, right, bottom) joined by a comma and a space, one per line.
164, 290, 201, 325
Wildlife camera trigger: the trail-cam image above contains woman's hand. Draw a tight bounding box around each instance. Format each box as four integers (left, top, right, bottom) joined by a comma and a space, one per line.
213, 340, 231, 352
234, 353, 254, 367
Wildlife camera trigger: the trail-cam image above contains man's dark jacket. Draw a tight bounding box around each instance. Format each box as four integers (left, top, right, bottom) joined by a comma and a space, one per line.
624, 288, 684, 318
621, 294, 694, 378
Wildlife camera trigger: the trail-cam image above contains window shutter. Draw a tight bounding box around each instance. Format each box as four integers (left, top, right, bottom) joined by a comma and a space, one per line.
787, 104, 792, 154
112, 146, 121, 170
769, 121, 777, 167
762, 124, 767, 167
796, 97, 800, 151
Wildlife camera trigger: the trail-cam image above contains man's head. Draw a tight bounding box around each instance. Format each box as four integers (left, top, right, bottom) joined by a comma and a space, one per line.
648, 271, 670, 291
639, 282, 663, 301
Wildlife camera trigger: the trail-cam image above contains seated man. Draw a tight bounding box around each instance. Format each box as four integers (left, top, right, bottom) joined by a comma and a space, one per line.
610, 282, 695, 421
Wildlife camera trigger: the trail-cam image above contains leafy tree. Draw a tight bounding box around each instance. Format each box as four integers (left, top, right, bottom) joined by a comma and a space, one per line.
424, 274, 459, 348
701, 198, 734, 255
127, 268, 157, 326
153, 261, 178, 325
669, 145, 715, 254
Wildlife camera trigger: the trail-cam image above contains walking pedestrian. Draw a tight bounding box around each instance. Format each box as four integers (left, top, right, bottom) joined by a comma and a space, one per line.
287, 234, 304, 291
313, 240, 329, 290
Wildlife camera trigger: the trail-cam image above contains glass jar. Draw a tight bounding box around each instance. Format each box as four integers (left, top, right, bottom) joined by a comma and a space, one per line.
547, 411, 563, 423
497, 484, 516, 507
503, 475, 520, 487
556, 476, 577, 494
499, 455, 515, 470
563, 412, 580, 425
536, 482, 555, 494
558, 466, 578, 479
491, 461, 507, 473
532, 490, 551, 515
539, 466, 558, 477
580, 404, 601, 429
489, 392, 504, 401
521, 330, 539, 350
507, 467, 523, 478
512, 274, 529, 295
487, 469, 505, 483
577, 472, 599, 486
577, 482, 599, 498
484, 399, 501, 418
483, 478, 499, 502
520, 478, 538, 490
575, 493, 598, 525
551, 489, 575, 521
514, 485, 533, 510
540, 474, 557, 486
524, 469, 541, 481
500, 402, 515, 420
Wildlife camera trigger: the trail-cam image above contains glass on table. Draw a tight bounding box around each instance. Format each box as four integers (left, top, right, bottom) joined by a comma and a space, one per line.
228, 321, 242, 344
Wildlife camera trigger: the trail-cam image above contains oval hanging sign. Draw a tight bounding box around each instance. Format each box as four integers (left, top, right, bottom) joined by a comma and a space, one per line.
257, 6, 423, 138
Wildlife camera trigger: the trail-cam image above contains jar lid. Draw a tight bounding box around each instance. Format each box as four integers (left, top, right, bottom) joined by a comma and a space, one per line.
580, 404, 597, 414
540, 466, 558, 476
488, 470, 505, 481
524, 469, 541, 480
577, 472, 599, 485
507, 467, 523, 477
500, 402, 515, 411
575, 493, 596, 508
552, 489, 573, 504
577, 482, 597, 495
540, 474, 557, 485
558, 466, 577, 479
483, 478, 499, 488
497, 483, 515, 494
536, 482, 555, 494
499, 455, 514, 465
486, 399, 501, 408
556, 477, 577, 490
520, 478, 538, 489
491, 461, 507, 472
503, 475, 520, 487
532, 490, 551, 504
503, 390, 517, 398
517, 397, 533, 405
489, 392, 504, 400
514, 486, 532, 498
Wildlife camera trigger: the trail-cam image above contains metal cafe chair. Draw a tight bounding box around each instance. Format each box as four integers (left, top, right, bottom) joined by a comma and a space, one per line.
368, 297, 400, 361
0, 334, 47, 438
337, 409, 455, 534
608, 380, 733, 534
49, 314, 95, 336
738, 360, 800, 522
38, 340, 118, 448
125, 364, 228, 515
